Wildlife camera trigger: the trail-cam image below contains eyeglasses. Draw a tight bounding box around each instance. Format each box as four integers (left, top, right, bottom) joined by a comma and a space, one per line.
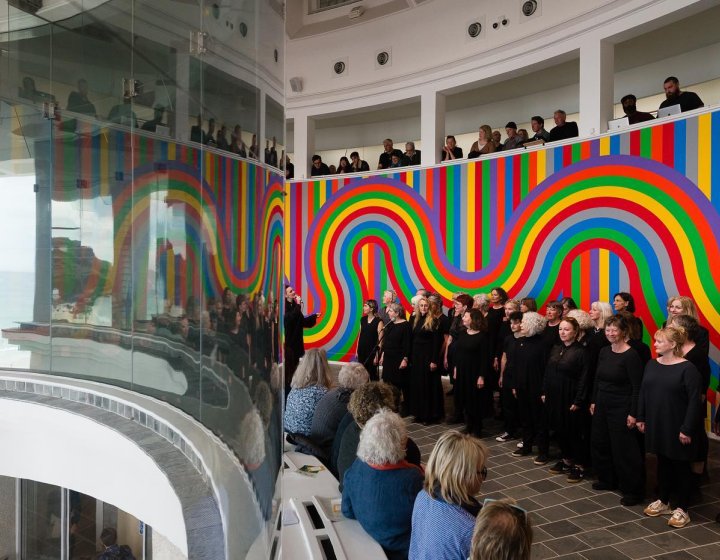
478, 466, 488, 480
482, 498, 527, 520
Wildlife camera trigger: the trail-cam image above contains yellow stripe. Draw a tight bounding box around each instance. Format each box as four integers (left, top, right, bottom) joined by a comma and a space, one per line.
361, 244, 370, 286
599, 136, 611, 156
467, 162, 476, 271
318, 180, 327, 208
698, 113, 712, 199
168, 142, 176, 161
406, 170, 414, 189
598, 248, 610, 302
536, 149, 546, 184
240, 161, 248, 269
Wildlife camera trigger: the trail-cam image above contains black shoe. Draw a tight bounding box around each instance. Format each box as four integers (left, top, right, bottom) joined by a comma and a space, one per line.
592, 481, 617, 491
512, 448, 531, 457
533, 454, 549, 466
549, 461, 568, 475
620, 495, 643, 507
445, 416, 463, 424
567, 467, 584, 483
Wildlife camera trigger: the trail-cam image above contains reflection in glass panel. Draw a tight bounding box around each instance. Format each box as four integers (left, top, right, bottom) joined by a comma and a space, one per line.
0, 101, 51, 371
21, 480, 62, 560
0, 476, 16, 558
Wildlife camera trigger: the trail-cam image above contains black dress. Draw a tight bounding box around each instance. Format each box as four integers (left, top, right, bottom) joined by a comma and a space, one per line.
515, 334, 549, 454
543, 341, 590, 464
358, 315, 382, 380
409, 314, 444, 423
381, 320, 412, 405
453, 330, 490, 436
485, 306, 505, 388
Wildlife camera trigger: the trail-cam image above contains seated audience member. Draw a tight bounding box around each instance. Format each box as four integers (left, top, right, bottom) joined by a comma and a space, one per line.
335, 381, 421, 485
518, 128, 529, 143
97, 527, 136, 560
310, 154, 331, 176
141, 106, 165, 132
265, 137, 278, 166
108, 98, 137, 128
299, 363, 369, 459
492, 130, 503, 151
337, 156, 351, 174
404, 142, 421, 166
389, 152, 404, 168
342, 409, 424, 560
409, 431, 488, 560
621, 94, 655, 125
67, 78, 97, 117
249, 134, 259, 159
659, 76, 703, 113
284, 348, 333, 436
529, 116, 550, 142
328, 164, 337, 174
285, 155, 294, 179
215, 124, 229, 150
503, 122, 524, 151
349, 151, 370, 172
205, 118, 217, 147
468, 125, 496, 158
379, 138, 398, 169
547, 110, 579, 142
441, 135, 463, 161
470, 499, 533, 560
230, 125, 247, 157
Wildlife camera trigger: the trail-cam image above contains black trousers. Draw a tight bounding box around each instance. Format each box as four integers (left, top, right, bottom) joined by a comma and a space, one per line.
501, 386, 519, 436
556, 410, 590, 466
657, 454, 693, 511
517, 389, 548, 454
591, 391, 645, 498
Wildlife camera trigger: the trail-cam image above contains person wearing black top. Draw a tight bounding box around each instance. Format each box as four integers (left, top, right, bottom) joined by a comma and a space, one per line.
441, 135, 463, 161
496, 311, 524, 442
511, 312, 549, 463
590, 315, 645, 506
486, 287, 508, 386
547, 110, 579, 143
285, 156, 294, 179
408, 296, 444, 424
542, 318, 590, 483
638, 326, 703, 528
404, 142, 421, 166
357, 299, 384, 380
659, 76, 703, 113
283, 285, 319, 392
445, 294, 475, 421
378, 139, 400, 169
349, 151, 370, 172
379, 303, 412, 412
621, 94, 655, 125
310, 155, 331, 176
542, 301, 563, 356
453, 309, 490, 437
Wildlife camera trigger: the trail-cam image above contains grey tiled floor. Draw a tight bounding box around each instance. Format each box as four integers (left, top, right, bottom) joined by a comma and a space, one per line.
406, 384, 720, 560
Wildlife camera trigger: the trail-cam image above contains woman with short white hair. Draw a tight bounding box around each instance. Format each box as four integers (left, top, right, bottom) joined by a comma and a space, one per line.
511, 312, 550, 463
342, 409, 423, 560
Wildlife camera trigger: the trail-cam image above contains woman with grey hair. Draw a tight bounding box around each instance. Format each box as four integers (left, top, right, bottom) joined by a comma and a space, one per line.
284, 348, 333, 436
298, 363, 370, 459
342, 409, 423, 560
511, 312, 550, 463
473, 293, 489, 315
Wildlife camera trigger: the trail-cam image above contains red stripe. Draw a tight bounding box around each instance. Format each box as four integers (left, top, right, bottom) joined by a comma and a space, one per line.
512, 156, 521, 210
629, 130, 641, 156
662, 123, 674, 167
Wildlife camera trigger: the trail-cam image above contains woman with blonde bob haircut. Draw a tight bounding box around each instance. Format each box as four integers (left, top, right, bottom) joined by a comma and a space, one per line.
470, 498, 533, 560
409, 432, 488, 560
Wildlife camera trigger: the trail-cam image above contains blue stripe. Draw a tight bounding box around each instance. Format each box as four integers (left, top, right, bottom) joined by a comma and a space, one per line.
711, 112, 720, 212
610, 134, 621, 155
674, 119, 687, 175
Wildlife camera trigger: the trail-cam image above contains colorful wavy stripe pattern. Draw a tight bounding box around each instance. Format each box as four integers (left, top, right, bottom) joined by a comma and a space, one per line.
286, 111, 720, 415
51, 129, 284, 311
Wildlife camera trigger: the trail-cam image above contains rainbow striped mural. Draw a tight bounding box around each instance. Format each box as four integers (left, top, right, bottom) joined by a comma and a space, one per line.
49, 127, 284, 317
286, 110, 720, 414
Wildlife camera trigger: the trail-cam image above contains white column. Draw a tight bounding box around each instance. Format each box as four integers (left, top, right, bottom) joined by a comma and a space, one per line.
420, 90, 445, 166
258, 90, 267, 149
579, 39, 615, 137
293, 113, 315, 179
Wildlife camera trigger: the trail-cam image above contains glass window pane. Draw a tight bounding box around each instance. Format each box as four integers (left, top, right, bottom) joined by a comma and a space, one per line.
21, 480, 61, 560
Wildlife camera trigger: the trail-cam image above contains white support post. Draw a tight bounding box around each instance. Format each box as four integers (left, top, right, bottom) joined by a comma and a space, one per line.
421, 90, 446, 166
579, 39, 615, 137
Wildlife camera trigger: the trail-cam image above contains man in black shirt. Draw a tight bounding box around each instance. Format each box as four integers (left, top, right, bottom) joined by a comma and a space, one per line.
349, 151, 370, 172
547, 110, 579, 142
659, 76, 703, 113
404, 142, 421, 166
621, 94, 654, 125
285, 155, 295, 179
310, 154, 331, 176
66, 79, 97, 117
